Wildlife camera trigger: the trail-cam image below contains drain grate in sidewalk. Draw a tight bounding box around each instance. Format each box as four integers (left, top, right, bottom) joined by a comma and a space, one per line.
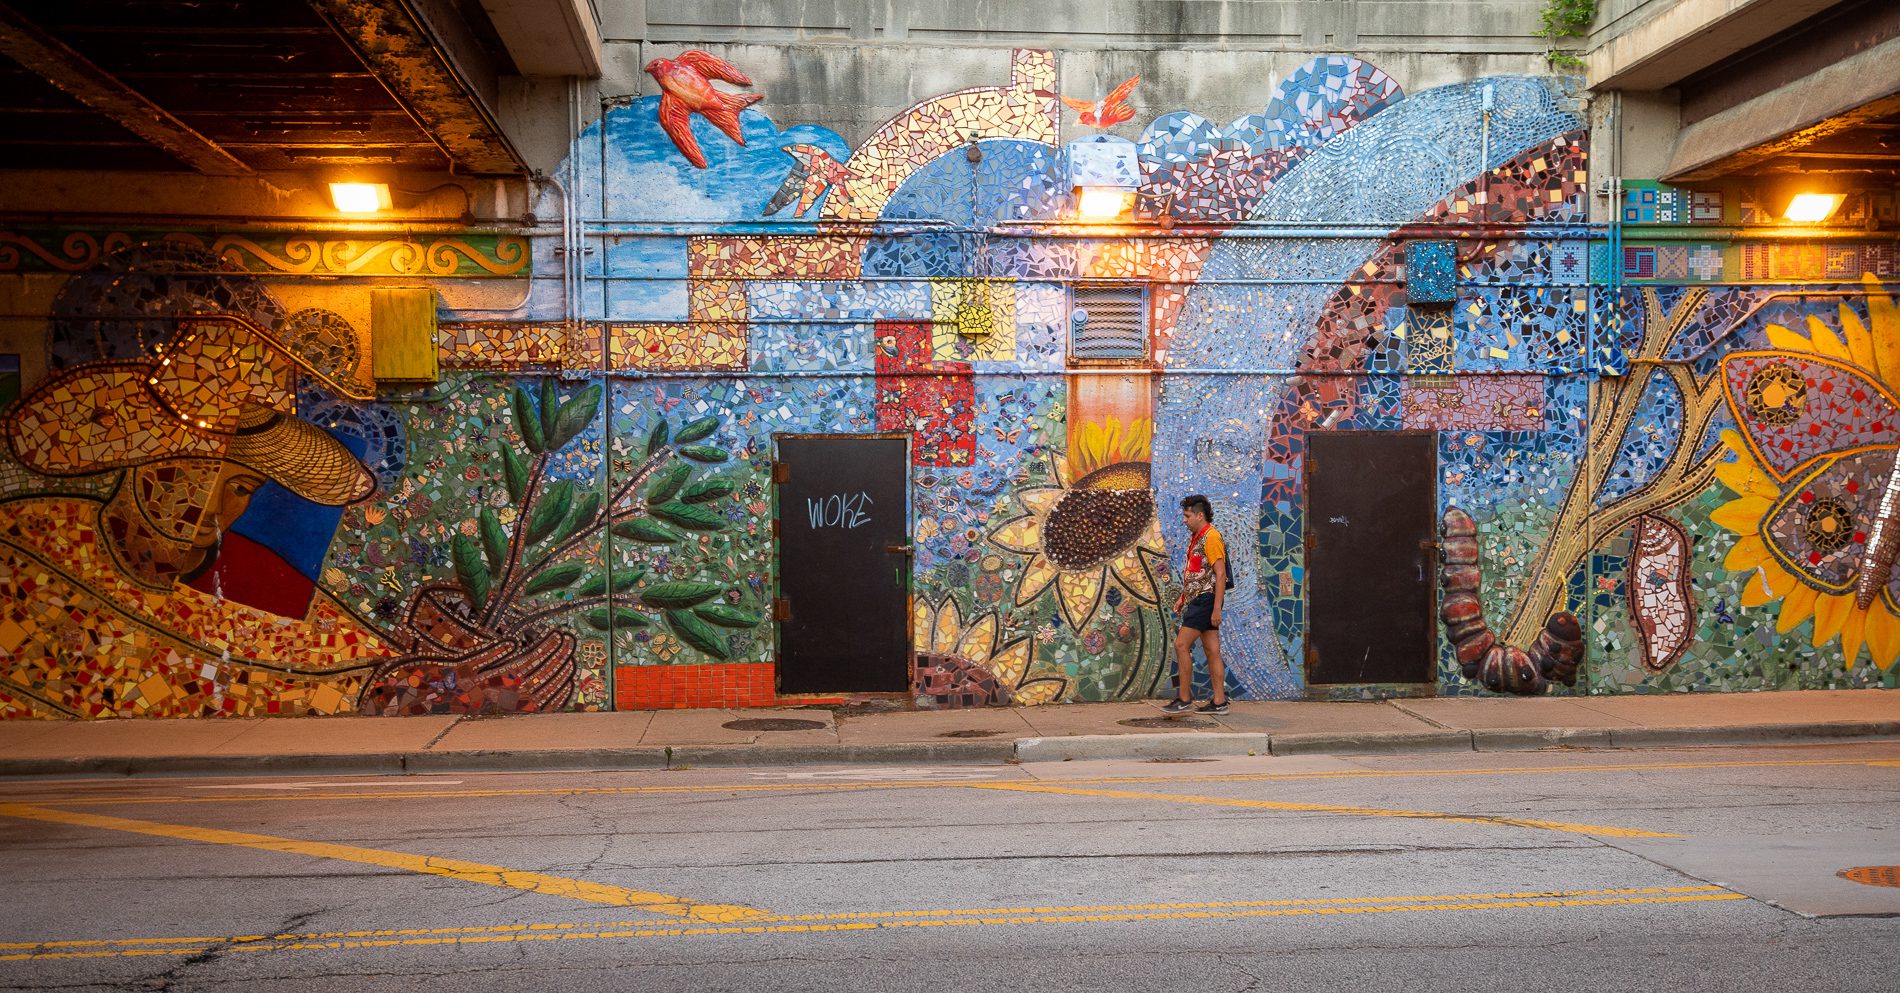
723, 718, 828, 732
1119, 717, 1216, 729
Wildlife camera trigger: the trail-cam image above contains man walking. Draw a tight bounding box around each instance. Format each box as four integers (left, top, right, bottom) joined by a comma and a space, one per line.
1163, 494, 1229, 714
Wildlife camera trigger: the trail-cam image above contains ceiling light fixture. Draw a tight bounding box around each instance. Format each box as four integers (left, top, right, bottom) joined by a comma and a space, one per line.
1784, 192, 1845, 222
329, 182, 392, 213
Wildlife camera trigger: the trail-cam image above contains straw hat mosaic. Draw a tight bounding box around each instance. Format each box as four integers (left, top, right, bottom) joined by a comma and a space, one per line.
6, 314, 376, 506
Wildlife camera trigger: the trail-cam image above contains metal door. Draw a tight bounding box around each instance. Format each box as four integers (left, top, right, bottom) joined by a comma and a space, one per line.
775, 435, 911, 693
1305, 431, 1438, 686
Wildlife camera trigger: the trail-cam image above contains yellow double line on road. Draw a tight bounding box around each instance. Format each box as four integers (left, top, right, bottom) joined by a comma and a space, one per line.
0, 887, 1744, 962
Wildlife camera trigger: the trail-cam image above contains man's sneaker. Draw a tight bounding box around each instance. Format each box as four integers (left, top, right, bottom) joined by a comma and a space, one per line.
1196, 699, 1229, 715
1159, 698, 1195, 715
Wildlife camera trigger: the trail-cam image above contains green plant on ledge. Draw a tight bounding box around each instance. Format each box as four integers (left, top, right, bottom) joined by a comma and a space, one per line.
1541, 0, 1596, 71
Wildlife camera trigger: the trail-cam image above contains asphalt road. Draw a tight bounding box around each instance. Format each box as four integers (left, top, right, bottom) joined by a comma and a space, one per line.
2, 742, 1898, 992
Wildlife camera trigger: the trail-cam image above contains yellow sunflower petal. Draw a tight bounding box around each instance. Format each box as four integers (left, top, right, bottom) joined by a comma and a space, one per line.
1765, 323, 1812, 351
1056, 568, 1106, 629
1840, 302, 1879, 373
1723, 533, 1771, 572
989, 513, 1043, 555
1803, 315, 1850, 360
1714, 458, 1778, 499
1051, 454, 1072, 488
932, 598, 964, 654
1012, 676, 1067, 706
912, 600, 935, 648
1126, 419, 1153, 462
1841, 604, 1870, 668
1709, 496, 1772, 535
1776, 583, 1819, 634
1740, 563, 1793, 607
1015, 554, 1060, 605
954, 611, 998, 662
987, 639, 1031, 686
1110, 546, 1159, 604
1865, 274, 1900, 390
1019, 487, 1064, 518
1812, 590, 1853, 647
1864, 604, 1900, 669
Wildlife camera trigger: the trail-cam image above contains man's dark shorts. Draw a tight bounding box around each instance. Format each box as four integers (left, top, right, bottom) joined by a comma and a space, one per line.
1181, 592, 1217, 631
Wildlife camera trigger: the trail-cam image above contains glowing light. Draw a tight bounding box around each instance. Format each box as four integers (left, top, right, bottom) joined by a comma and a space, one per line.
1784, 192, 1844, 222
329, 182, 391, 213
1076, 187, 1135, 220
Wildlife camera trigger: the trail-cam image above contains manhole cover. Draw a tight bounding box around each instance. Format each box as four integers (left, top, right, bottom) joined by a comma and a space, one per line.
938, 729, 1002, 738
1119, 717, 1216, 729
723, 718, 827, 732
1839, 865, 1900, 888
1146, 757, 1217, 763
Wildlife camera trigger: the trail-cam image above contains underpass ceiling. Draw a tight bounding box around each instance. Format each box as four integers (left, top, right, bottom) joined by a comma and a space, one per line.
0, 0, 525, 177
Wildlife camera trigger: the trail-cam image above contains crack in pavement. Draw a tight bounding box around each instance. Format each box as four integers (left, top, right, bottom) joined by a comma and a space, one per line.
123, 908, 318, 993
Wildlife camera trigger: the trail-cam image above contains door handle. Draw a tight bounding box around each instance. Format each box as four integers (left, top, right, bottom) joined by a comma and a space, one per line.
886, 544, 913, 556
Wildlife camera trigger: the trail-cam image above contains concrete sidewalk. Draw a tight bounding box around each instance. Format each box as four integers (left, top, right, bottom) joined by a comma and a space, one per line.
2, 688, 1898, 777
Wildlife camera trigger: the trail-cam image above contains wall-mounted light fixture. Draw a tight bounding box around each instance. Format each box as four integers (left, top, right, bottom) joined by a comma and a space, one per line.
1067, 134, 1139, 222
329, 182, 392, 214
1783, 191, 1845, 223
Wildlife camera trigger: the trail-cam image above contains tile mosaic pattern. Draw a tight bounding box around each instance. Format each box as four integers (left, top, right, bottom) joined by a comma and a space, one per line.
822, 49, 1059, 221
877, 320, 976, 466
1138, 57, 1401, 224
438, 322, 570, 369
1401, 375, 1545, 430
609, 321, 747, 371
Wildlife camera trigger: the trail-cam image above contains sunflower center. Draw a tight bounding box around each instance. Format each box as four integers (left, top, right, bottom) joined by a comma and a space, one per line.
1745, 363, 1808, 426
1804, 496, 1855, 554
1043, 488, 1155, 570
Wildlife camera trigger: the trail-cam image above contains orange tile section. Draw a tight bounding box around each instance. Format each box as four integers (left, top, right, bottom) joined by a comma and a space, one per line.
615, 664, 778, 710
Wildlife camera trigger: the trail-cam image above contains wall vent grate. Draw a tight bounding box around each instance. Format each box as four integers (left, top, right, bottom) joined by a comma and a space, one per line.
1071, 284, 1147, 362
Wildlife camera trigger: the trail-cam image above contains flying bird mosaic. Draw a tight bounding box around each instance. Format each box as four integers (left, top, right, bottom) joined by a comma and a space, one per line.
645, 50, 764, 168
1062, 74, 1141, 128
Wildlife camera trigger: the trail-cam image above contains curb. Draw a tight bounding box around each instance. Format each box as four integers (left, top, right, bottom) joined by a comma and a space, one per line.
1015, 732, 1269, 762
1603, 720, 1900, 748
1269, 729, 1474, 755
2, 722, 1897, 778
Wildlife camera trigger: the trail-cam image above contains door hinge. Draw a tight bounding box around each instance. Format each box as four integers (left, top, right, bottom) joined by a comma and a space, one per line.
770, 519, 779, 539
771, 462, 791, 484
772, 597, 793, 621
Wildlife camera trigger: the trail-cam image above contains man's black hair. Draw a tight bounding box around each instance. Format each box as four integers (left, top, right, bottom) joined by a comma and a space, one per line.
1180, 494, 1213, 522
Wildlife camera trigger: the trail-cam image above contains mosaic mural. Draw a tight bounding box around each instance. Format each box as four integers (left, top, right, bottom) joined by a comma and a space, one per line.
2, 47, 1897, 720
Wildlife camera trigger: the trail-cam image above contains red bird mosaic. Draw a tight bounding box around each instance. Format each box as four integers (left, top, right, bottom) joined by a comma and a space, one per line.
645, 50, 764, 169
1062, 74, 1140, 129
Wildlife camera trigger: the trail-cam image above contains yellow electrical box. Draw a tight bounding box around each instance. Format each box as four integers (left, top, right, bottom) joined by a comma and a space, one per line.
369, 287, 439, 383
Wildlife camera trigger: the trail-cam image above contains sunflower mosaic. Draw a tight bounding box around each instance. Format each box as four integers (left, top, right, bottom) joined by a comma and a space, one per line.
1711, 276, 1900, 670
986, 417, 1167, 630
912, 596, 1063, 706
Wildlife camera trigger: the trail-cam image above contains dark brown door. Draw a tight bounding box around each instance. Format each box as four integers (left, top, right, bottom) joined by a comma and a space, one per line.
776, 435, 911, 693
1305, 431, 1437, 686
